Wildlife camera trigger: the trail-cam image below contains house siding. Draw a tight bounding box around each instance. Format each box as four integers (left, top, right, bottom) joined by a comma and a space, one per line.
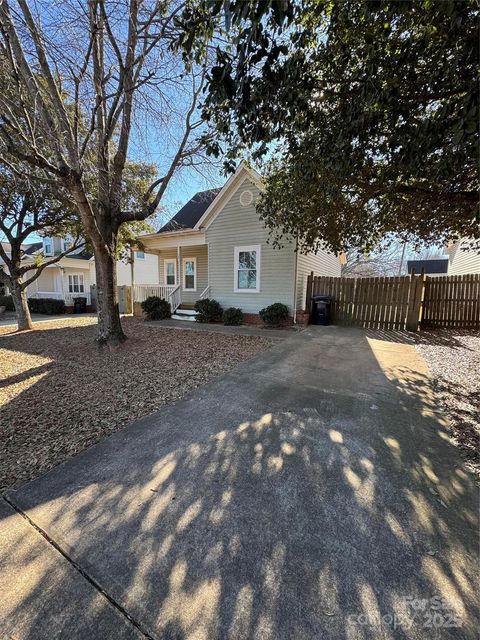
157, 245, 208, 305
205, 176, 296, 314
116, 252, 159, 286
447, 241, 480, 275
295, 249, 341, 311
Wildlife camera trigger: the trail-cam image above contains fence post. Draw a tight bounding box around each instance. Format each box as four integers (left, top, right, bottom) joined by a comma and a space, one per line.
90, 284, 97, 311
126, 286, 133, 314
406, 274, 425, 332
305, 271, 314, 311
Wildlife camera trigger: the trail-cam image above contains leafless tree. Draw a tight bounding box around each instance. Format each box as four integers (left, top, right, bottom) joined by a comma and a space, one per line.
0, 164, 83, 330
341, 241, 407, 277
0, 0, 211, 344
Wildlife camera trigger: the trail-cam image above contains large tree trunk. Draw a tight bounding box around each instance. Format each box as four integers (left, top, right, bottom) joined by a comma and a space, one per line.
94, 244, 126, 346
12, 279, 33, 331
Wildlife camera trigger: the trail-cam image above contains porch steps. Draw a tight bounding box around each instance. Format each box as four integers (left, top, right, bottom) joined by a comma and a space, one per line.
171, 307, 198, 322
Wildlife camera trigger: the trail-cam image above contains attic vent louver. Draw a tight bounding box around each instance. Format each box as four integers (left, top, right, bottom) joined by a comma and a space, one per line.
240, 189, 253, 207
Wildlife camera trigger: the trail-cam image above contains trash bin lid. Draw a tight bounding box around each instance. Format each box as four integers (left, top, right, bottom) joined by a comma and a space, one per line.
312, 294, 332, 302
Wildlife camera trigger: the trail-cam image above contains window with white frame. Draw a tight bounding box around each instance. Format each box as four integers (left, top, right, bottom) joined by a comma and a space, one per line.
68, 274, 85, 293
62, 237, 73, 252
164, 259, 177, 286
135, 250, 145, 260
234, 245, 261, 292
43, 237, 53, 256
182, 257, 196, 290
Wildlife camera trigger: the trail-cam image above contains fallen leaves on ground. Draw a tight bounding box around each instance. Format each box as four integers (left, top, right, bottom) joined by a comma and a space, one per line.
416, 329, 479, 479
0, 316, 272, 492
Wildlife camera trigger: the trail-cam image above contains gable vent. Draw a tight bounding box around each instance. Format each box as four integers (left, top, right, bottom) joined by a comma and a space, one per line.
240, 189, 253, 207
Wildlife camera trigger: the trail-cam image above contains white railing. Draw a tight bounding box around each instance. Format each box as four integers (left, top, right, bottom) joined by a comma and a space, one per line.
132, 284, 176, 303
32, 291, 91, 306
168, 284, 181, 313
199, 285, 210, 299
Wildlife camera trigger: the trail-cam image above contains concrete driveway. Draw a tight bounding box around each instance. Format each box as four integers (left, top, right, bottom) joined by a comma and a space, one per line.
1, 327, 478, 639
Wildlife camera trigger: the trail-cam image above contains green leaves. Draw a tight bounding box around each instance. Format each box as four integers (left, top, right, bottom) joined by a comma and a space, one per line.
188, 0, 478, 251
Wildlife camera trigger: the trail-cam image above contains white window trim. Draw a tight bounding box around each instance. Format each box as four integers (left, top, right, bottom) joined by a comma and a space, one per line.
43, 238, 53, 256
182, 256, 197, 291
135, 250, 145, 260
67, 272, 85, 294
62, 237, 73, 253
164, 258, 177, 286
234, 244, 261, 293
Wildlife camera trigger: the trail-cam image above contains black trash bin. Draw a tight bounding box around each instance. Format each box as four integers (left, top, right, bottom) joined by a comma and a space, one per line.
311, 295, 332, 325
73, 296, 87, 314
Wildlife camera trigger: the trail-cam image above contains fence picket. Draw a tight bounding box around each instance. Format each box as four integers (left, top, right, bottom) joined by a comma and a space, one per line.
304, 273, 479, 331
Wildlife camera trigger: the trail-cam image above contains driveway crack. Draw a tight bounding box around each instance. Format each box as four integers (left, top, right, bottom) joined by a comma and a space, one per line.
2, 496, 158, 640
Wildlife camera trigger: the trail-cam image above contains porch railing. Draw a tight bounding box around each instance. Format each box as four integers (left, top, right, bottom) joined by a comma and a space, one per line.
132, 284, 176, 303
168, 285, 181, 313
199, 285, 210, 299
32, 291, 92, 306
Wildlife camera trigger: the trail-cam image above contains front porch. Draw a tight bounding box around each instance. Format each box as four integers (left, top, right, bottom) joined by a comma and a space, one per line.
134, 231, 209, 315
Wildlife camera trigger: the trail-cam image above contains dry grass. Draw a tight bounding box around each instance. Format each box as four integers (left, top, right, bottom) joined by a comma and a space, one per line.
416, 329, 480, 479
0, 316, 272, 492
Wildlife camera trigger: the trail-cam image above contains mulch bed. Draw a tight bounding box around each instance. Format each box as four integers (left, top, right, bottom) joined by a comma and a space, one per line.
415, 329, 479, 479
0, 316, 272, 492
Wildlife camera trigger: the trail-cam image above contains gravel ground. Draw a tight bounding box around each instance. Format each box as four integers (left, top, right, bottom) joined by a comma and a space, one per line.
415, 329, 479, 479
0, 316, 273, 492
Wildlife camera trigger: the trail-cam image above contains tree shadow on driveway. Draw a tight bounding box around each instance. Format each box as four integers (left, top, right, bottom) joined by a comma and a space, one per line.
1, 327, 478, 640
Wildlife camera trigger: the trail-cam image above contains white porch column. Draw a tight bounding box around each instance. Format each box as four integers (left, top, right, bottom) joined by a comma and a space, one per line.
130, 247, 135, 287
177, 246, 181, 288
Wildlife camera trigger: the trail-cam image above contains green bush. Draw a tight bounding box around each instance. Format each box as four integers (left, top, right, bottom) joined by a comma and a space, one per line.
259, 302, 290, 327
0, 295, 14, 311
28, 297, 66, 315
141, 296, 171, 320
194, 298, 223, 323
222, 307, 243, 326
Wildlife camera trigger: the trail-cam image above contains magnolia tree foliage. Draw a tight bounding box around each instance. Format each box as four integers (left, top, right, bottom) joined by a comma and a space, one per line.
177, 0, 479, 254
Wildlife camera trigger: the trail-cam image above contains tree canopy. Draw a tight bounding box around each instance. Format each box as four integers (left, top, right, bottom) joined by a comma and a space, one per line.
178, 0, 479, 253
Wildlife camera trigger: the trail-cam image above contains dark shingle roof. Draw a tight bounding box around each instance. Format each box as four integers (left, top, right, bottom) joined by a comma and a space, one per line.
23, 242, 43, 255
158, 188, 221, 233
407, 259, 449, 274
67, 250, 93, 260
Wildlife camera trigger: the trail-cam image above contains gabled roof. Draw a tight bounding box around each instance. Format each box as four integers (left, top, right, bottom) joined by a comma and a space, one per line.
158, 188, 221, 233
407, 259, 449, 274
153, 163, 263, 237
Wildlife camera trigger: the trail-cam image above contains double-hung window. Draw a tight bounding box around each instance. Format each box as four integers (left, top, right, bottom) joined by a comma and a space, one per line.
182, 257, 196, 291
68, 274, 84, 293
43, 238, 53, 256
234, 245, 261, 293
164, 259, 177, 286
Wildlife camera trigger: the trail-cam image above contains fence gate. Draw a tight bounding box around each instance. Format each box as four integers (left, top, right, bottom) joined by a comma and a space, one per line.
305, 273, 480, 331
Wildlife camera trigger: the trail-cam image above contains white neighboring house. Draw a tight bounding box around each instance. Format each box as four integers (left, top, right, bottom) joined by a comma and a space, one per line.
137, 163, 342, 322
1, 237, 158, 310
445, 238, 480, 275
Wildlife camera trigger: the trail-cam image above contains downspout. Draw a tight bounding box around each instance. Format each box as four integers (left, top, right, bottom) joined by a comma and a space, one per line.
293, 236, 299, 324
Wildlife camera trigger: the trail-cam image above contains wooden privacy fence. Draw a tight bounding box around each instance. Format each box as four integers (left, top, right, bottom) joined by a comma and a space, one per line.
306, 273, 480, 331
422, 274, 480, 328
